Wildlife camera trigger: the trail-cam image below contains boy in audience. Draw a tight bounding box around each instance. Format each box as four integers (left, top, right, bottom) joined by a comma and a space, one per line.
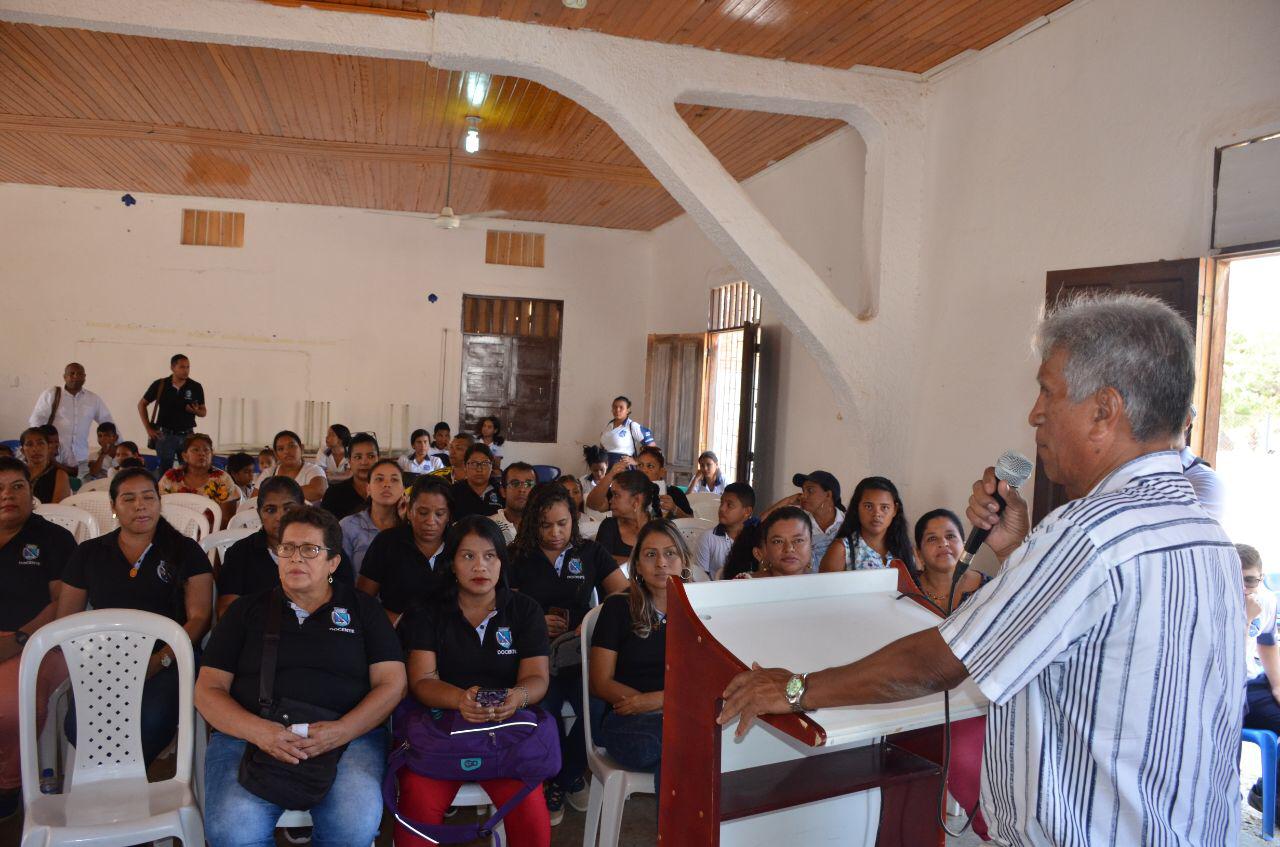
447, 433, 475, 483
86, 422, 119, 480
226, 452, 256, 501
39, 425, 78, 477
1243, 543, 1280, 812
696, 482, 757, 580
429, 421, 452, 463
494, 461, 538, 542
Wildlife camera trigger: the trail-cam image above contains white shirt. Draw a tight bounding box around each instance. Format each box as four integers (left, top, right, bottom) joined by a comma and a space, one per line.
253, 462, 328, 503
398, 454, 444, 474
599, 419, 654, 456
689, 477, 726, 494
939, 451, 1243, 846
319, 449, 349, 478
480, 440, 504, 461
493, 510, 519, 544
805, 508, 844, 572
28, 386, 114, 465
1179, 446, 1226, 523
695, 528, 733, 580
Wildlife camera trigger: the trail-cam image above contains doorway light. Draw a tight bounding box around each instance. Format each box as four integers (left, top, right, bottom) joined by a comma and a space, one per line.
463, 116, 481, 154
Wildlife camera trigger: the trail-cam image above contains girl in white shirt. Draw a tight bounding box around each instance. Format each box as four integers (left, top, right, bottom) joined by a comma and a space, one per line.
689, 450, 726, 494
318, 423, 352, 481
477, 415, 505, 469
399, 428, 445, 474
599, 396, 655, 467
252, 429, 328, 504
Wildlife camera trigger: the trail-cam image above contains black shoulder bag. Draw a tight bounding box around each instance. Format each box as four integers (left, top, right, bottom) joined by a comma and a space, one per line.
237, 588, 349, 810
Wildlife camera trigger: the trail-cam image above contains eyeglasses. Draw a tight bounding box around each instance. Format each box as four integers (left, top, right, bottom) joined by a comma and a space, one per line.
1244, 576, 1264, 587
276, 542, 330, 559
466, 460, 493, 470
505, 480, 537, 489
640, 548, 683, 563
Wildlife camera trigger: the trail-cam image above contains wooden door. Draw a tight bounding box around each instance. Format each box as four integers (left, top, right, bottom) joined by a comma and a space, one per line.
736, 322, 762, 486
507, 337, 560, 443
1032, 259, 1206, 523
645, 333, 706, 483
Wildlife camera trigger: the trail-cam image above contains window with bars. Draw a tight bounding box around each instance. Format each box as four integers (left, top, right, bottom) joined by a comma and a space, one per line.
460, 295, 563, 443
708, 281, 762, 331
701, 282, 762, 485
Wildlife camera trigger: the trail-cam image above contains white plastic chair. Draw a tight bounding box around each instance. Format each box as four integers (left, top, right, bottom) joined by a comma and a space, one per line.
686, 493, 721, 523
60, 491, 117, 535
162, 492, 222, 534
161, 503, 209, 541
673, 517, 715, 553
579, 517, 601, 540
33, 503, 99, 543
18, 609, 203, 847
200, 527, 253, 558
228, 509, 262, 532
580, 605, 655, 847
78, 477, 110, 493
237, 496, 257, 514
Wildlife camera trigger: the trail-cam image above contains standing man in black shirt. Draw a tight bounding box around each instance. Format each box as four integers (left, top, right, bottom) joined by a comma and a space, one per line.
137, 353, 206, 475
0, 457, 77, 818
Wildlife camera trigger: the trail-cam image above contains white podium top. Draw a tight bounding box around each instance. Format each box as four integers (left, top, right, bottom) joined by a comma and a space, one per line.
686, 570, 988, 747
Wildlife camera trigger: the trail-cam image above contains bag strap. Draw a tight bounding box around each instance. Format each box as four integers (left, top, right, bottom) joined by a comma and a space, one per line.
46, 386, 62, 426
149, 378, 163, 427
258, 587, 284, 716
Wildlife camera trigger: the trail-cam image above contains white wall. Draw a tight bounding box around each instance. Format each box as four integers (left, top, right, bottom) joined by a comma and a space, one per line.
0, 184, 654, 469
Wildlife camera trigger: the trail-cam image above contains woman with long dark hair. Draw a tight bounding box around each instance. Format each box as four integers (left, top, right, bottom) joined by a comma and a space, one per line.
907, 509, 987, 615
593, 470, 661, 562
689, 451, 726, 494
477, 415, 505, 470
319, 423, 352, 481
819, 476, 915, 573
253, 429, 328, 504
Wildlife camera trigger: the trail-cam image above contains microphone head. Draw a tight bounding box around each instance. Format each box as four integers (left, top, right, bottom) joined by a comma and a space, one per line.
995, 451, 1034, 488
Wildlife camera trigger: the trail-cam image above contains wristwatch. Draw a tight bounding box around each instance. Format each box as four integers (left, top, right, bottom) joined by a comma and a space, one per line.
13, 631, 29, 650
784, 672, 809, 713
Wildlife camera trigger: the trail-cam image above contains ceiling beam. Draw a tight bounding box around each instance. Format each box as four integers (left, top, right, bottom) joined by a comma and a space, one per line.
0, 113, 663, 188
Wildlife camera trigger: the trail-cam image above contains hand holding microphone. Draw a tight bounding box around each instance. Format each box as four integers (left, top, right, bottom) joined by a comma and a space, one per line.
964, 452, 1034, 565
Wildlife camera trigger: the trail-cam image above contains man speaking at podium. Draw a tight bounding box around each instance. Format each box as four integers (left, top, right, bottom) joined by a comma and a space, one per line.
720, 294, 1243, 846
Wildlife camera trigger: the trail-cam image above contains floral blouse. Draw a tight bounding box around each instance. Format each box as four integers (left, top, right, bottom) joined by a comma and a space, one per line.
159, 467, 237, 502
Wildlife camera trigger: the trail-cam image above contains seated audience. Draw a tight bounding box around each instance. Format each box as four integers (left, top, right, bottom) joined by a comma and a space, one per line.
218, 476, 354, 617
494, 462, 538, 542
594, 470, 661, 562
226, 451, 256, 501
398, 516, 551, 847
719, 522, 763, 580
446, 433, 476, 483
358, 476, 453, 626
257, 447, 275, 474
340, 458, 404, 576
254, 430, 328, 504
599, 396, 655, 467
196, 506, 406, 847
1243, 544, 1280, 813
0, 446, 11, 459
763, 470, 844, 571
428, 421, 452, 463
159, 433, 240, 525
580, 445, 608, 501
585, 448, 691, 519
820, 476, 913, 573
735, 507, 812, 579
509, 484, 628, 823
318, 423, 352, 481
905, 509, 987, 614
113, 440, 142, 472
20, 427, 70, 504
689, 450, 726, 494
400, 428, 445, 475
86, 421, 119, 480
478, 415, 506, 470
321, 431, 380, 520
0, 458, 75, 818
554, 473, 586, 517
451, 444, 502, 519
117, 457, 145, 472
589, 520, 691, 807
694, 482, 756, 579
56, 467, 213, 765
39, 424, 79, 477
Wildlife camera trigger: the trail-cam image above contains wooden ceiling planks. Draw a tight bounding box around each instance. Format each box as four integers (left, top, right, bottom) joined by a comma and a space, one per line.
0, 0, 1070, 228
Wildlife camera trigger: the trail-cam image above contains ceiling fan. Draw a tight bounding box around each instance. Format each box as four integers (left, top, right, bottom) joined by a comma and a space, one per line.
426, 146, 507, 230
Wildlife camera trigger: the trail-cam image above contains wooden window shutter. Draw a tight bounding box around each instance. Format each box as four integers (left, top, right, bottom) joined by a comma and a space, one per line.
181, 209, 245, 247
485, 230, 545, 268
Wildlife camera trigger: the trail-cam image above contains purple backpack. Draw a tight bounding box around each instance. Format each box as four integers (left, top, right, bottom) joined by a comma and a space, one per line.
382, 698, 562, 844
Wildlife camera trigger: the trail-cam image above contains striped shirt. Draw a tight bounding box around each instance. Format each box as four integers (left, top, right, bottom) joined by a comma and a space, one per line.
938, 451, 1243, 846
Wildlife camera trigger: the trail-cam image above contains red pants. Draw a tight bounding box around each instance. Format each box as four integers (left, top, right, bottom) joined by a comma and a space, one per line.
394, 770, 550, 847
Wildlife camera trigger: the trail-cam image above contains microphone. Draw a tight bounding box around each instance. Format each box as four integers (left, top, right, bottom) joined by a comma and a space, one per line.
948, 451, 1034, 610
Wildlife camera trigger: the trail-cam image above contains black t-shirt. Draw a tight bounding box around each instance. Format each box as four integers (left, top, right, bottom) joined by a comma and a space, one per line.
202, 583, 403, 716
594, 518, 633, 559
217, 529, 354, 600
666, 487, 693, 519
0, 513, 77, 631
450, 480, 502, 520
405, 588, 549, 690
359, 524, 446, 615
591, 592, 666, 694
320, 479, 368, 521
142, 377, 205, 432
62, 519, 211, 622
509, 540, 619, 628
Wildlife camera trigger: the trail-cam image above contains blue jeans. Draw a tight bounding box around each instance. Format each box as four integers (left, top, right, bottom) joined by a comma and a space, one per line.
204, 727, 387, 847
155, 431, 189, 476
65, 662, 181, 766
541, 669, 587, 788
594, 703, 663, 799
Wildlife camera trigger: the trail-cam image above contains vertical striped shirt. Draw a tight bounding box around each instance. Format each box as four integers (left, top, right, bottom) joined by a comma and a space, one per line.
938, 451, 1243, 846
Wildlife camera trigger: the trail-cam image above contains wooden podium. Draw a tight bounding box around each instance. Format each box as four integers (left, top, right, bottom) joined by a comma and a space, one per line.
658, 570, 988, 846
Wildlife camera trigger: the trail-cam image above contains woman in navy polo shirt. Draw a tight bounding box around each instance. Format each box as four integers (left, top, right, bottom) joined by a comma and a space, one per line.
358, 476, 453, 627
509, 484, 629, 823
450, 444, 502, 520
56, 466, 214, 765
398, 516, 551, 847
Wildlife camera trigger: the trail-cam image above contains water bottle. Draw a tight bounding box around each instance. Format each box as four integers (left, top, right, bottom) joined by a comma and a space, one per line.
39, 768, 59, 794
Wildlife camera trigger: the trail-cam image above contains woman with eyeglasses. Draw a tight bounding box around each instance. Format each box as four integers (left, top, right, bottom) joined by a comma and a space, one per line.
252, 430, 328, 505
734, 507, 813, 579
450, 443, 503, 520
197, 506, 407, 847
593, 470, 661, 563
589, 520, 691, 809
508, 484, 629, 823
56, 467, 214, 765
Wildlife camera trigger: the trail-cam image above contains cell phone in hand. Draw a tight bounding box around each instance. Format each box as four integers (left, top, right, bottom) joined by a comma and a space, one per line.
476, 688, 508, 709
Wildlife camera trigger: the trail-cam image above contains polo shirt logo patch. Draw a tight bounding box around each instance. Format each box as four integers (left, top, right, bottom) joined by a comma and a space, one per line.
21, 544, 40, 562
461, 757, 482, 772
567, 559, 583, 576
331, 607, 351, 627
495, 627, 512, 649
156, 561, 171, 584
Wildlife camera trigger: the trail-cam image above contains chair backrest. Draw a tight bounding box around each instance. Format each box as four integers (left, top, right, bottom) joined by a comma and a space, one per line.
18, 609, 195, 790
578, 518, 600, 540
237, 496, 258, 514
687, 493, 721, 523
162, 492, 222, 533
161, 503, 210, 541
532, 464, 562, 484
580, 605, 607, 769
673, 517, 715, 550
200, 527, 254, 556
61, 491, 117, 535
33, 503, 100, 543
228, 509, 262, 532
79, 477, 111, 493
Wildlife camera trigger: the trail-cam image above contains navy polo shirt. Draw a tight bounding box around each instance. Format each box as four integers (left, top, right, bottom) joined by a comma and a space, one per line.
591, 592, 666, 694
0, 513, 76, 631
450, 479, 502, 520
509, 539, 619, 628
405, 588, 549, 690
359, 524, 446, 615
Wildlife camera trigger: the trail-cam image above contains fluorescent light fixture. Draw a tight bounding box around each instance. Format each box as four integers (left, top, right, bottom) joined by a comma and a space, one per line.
464, 72, 490, 107
463, 116, 481, 154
